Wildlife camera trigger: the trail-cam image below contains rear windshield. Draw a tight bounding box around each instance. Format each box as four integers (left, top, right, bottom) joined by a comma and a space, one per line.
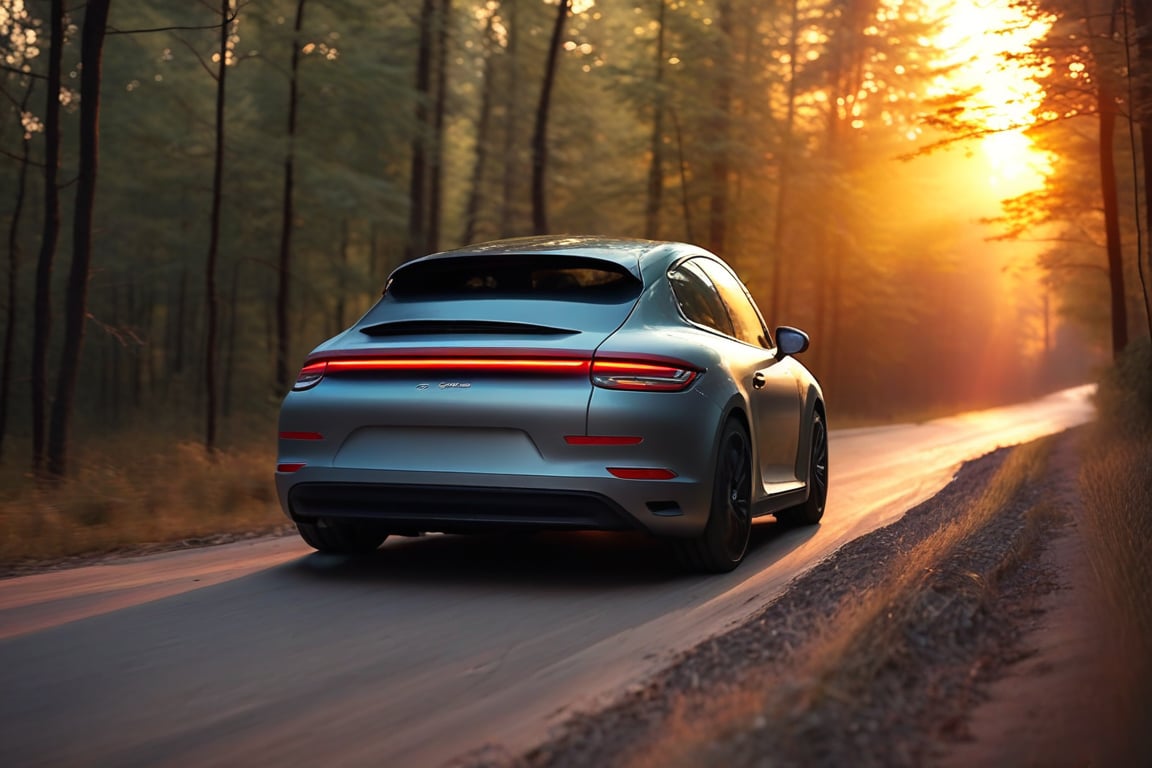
386, 255, 642, 304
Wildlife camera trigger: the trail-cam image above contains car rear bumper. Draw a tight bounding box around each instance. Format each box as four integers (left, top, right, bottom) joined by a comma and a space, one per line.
287, 482, 638, 533
276, 467, 713, 537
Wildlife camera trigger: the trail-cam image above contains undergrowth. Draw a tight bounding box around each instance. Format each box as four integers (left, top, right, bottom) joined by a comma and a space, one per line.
1079, 336, 1152, 752
0, 430, 286, 567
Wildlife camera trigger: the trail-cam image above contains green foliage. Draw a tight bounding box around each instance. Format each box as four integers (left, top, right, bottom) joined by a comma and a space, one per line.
1093, 335, 1152, 438
0, 0, 1125, 473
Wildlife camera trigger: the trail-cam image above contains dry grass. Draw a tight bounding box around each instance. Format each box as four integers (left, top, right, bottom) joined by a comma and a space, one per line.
624, 438, 1055, 768
0, 432, 286, 568
792, 440, 1048, 693
1079, 439, 1152, 652
1078, 337, 1152, 746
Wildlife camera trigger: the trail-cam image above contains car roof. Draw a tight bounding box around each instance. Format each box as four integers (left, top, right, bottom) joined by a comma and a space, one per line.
412, 236, 694, 278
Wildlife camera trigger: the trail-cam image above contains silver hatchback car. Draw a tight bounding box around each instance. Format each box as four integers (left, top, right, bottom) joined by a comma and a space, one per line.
276, 236, 827, 572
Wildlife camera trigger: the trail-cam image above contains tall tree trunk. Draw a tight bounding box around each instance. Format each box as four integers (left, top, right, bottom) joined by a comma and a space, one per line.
769, 0, 801, 324
1130, 0, 1152, 342
499, 0, 521, 237
334, 219, 350, 333
204, 0, 231, 452
172, 265, 188, 378
426, 0, 451, 254
671, 107, 694, 242
644, 0, 667, 240
32, 0, 65, 474
815, 0, 868, 395
130, 281, 145, 410
1, 81, 35, 462
407, 0, 435, 259
276, 0, 306, 394
1098, 81, 1128, 358
462, 10, 497, 244
222, 258, 242, 417
531, 0, 570, 234
706, 0, 732, 254
47, 0, 112, 479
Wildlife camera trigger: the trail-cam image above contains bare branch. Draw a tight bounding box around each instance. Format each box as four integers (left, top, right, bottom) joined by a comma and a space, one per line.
172, 34, 218, 80
0, 64, 46, 80
86, 313, 146, 347
0, 146, 46, 168
107, 7, 240, 36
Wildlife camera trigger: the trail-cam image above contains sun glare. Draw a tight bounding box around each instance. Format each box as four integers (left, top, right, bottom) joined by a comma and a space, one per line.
982, 130, 1051, 192
924, 0, 1055, 193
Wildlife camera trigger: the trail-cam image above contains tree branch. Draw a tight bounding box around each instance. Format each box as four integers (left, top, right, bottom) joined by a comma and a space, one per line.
0, 64, 46, 80
0, 147, 46, 168
107, 8, 240, 36
172, 34, 218, 80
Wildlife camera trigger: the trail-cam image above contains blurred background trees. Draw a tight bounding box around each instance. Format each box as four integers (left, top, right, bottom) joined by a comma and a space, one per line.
1, 0, 1148, 476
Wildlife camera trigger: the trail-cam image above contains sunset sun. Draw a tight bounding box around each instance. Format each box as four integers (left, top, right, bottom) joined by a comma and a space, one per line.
924, 0, 1055, 194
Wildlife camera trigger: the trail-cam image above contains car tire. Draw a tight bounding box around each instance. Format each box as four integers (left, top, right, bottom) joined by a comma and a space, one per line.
673, 419, 753, 573
776, 410, 827, 527
297, 518, 388, 554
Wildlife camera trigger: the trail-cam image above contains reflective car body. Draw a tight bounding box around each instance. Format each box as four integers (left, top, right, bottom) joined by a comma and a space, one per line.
276, 236, 827, 571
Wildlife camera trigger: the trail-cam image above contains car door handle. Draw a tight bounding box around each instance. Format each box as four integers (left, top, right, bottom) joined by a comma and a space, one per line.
752, 372, 766, 389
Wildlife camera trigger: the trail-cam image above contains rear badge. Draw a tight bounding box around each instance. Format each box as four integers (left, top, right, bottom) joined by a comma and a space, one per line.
416, 383, 430, 390
439, 382, 472, 389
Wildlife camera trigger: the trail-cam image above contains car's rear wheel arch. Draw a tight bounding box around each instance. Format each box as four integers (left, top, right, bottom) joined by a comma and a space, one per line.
721, 404, 751, 447
718, 402, 753, 484
672, 416, 753, 572
793, 390, 826, 482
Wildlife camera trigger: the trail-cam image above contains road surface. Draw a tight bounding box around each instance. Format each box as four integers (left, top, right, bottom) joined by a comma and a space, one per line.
0, 386, 1094, 767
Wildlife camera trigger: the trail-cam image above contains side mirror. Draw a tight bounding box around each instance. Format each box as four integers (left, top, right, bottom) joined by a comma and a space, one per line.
775, 326, 810, 358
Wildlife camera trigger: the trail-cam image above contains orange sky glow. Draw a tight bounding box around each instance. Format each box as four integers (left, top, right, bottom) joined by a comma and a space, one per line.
921, 0, 1055, 196
885, 0, 1061, 364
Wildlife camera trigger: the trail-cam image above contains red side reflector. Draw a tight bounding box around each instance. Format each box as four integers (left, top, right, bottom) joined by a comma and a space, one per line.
279, 431, 323, 441
277, 462, 306, 473
607, 467, 678, 480
565, 435, 644, 445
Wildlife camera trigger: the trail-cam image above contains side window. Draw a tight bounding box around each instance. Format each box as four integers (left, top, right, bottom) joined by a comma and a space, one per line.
697, 260, 771, 348
667, 261, 735, 337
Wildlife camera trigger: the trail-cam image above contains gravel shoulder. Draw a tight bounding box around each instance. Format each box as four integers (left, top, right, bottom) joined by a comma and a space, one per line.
457, 427, 1142, 768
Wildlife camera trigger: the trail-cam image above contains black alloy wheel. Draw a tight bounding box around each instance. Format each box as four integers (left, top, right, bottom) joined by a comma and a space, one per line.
673, 419, 753, 573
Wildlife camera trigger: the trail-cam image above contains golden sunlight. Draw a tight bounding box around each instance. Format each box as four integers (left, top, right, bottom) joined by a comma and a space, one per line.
923, 0, 1054, 194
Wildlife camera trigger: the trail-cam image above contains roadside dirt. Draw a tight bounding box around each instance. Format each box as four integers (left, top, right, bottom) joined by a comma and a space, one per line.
0, 524, 297, 580
935, 434, 1143, 768
455, 427, 1146, 768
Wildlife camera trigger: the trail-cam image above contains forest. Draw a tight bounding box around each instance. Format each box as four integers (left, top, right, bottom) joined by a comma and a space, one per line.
1, 0, 1151, 481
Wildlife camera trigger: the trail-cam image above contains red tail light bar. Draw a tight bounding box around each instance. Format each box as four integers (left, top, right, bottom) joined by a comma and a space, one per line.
292, 355, 701, 392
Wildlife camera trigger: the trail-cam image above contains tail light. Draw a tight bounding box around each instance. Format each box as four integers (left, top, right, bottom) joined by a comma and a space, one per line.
292, 356, 590, 391
290, 354, 700, 392
292, 361, 328, 391
590, 359, 700, 392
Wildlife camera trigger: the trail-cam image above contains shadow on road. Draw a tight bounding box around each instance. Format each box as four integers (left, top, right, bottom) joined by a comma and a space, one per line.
279, 517, 820, 591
